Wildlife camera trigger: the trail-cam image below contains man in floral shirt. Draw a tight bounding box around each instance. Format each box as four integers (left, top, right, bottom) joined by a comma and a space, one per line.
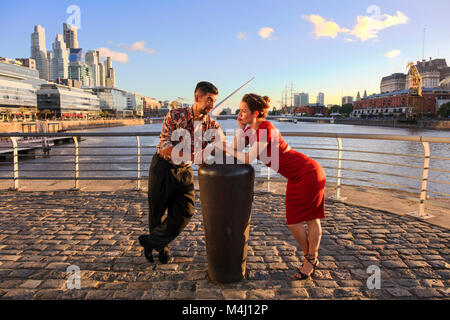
139, 81, 225, 264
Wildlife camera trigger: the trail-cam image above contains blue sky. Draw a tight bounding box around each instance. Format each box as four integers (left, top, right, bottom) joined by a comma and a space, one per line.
1, 0, 450, 111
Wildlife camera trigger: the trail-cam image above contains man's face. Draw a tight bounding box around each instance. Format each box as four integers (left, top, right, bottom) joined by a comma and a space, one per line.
196, 92, 218, 115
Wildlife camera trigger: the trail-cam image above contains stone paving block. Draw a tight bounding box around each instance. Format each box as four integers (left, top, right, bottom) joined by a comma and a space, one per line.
39, 279, 67, 290
222, 289, 247, 300
112, 290, 144, 300
32, 290, 64, 300
247, 289, 276, 300
2, 289, 36, 300
20, 280, 42, 289
85, 290, 115, 299
385, 287, 413, 298
333, 287, 366, 299
195, 289, 223, 300
410, 288, 442, 298
307, 288, 334, 299
276, 288, 309, 299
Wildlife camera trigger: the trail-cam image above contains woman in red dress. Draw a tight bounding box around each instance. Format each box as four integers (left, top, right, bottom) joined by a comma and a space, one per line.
221, 93, 326, 280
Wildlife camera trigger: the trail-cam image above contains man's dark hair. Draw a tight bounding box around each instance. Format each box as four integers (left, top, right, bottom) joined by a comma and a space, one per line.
195, 81, 218, 96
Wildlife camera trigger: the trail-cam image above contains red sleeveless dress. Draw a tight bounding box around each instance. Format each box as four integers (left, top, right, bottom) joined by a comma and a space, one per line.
245, 121, 326, 224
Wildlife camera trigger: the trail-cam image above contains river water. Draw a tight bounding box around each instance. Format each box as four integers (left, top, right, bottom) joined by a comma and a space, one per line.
1, 120, 449, 197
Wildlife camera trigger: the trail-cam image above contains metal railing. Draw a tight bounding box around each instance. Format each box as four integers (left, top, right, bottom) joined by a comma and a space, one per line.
1, 131, 449, 220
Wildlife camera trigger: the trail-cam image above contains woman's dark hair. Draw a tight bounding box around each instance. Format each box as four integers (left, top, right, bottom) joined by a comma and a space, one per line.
242, 94, 271, 119
195, 81, 219, 96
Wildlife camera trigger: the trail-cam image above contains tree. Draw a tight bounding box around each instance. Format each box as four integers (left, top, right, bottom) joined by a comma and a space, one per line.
220, 110, 228, 115
437, 102, 450, 118
341, 103, 354, 117
235, 109, 240, 115
329, 105, 341, 114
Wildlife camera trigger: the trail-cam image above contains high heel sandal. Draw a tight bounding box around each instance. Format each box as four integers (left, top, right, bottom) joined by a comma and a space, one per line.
294, 254, 319, 280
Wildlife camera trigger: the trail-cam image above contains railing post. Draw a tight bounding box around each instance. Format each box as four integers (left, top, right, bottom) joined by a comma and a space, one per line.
330, 137, 346, 201
135, 136, 141, 191
408, 140, 434, 219
71, 136, 79, 191
9, 137, 19, 191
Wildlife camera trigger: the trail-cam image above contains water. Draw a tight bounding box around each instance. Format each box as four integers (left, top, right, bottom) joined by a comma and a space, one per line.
1, 120, 449, 197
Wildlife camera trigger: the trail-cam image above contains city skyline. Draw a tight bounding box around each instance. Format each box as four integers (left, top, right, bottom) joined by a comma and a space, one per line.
1, 0, 450, 111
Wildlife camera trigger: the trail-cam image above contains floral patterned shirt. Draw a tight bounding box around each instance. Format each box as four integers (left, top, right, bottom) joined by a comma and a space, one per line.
157, 106, 222, 166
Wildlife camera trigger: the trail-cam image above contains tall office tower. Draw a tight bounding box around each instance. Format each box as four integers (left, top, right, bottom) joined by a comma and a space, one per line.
104, 57, 116, 88
98, 63, 106, 86
299, 93, 309, 106
63, 23, 79, 50
316, 92, 325, 105
86, 50, 101, 86
47, 51, 54, 81
105, 68, 116, 88
31, 25, 50, 80
51, 34, 69, 81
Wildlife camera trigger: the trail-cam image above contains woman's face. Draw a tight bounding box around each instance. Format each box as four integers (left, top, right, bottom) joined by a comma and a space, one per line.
238, 101, 257, 125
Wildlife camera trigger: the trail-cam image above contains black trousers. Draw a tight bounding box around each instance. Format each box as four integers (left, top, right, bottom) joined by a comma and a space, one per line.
147, 153, 195, 251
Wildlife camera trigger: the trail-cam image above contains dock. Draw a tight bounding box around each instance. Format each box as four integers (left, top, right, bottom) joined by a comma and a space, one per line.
0, 137, 79, 160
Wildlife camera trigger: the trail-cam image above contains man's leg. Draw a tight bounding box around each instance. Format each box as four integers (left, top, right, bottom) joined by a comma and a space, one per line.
147, 154, 172, 232
140, 154, 173, 262
148, 167, 195, 252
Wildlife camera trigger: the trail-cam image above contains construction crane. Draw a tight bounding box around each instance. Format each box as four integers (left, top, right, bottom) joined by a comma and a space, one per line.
407, 62, 423, 96
406, 62, 424, 119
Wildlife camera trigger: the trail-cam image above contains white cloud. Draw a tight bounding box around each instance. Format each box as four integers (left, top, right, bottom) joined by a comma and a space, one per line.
385, 49, 401, 58
351, 11, 409, 41
237, 31, 247, 40
303, 10, 409, 42
126, 41, 156, 54
258, 27, 274, 39
96, 48, 129, 63
302, 14, 350, 39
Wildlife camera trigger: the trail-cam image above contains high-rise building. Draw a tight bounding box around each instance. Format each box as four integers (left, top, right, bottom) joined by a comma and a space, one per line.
316, 92, 325, 105
47, 51, 53, 81
342, 96, 354, 105
63, 23, 79, 50
51, 34, 69, 81
86, 50, 101, 87
98, 63, 106, 87
294, 93, 309, 107
104, 57, 116, 88
69, 61, 92, 87
69, 48, 84, 63
31, 25, 50, 80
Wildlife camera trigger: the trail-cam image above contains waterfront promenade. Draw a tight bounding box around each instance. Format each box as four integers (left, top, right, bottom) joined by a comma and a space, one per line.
0, 188, 448, 300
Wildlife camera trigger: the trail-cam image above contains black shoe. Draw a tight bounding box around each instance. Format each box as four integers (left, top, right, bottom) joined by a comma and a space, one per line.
158, 246, 171, 264
138, 235, 154, 263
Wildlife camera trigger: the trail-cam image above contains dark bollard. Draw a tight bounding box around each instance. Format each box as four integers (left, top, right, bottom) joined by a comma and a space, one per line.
199, 164, 255, 283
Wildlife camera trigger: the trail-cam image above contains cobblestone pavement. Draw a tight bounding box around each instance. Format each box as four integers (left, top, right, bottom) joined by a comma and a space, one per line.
0, 191, 448, 300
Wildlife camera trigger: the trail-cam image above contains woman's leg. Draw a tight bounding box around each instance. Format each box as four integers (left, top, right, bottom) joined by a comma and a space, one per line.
300, 219, 322, 275
287, 223, 309, 256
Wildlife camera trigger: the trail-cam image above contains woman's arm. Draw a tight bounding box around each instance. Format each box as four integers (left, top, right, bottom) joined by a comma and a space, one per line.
217, 139, 268, 164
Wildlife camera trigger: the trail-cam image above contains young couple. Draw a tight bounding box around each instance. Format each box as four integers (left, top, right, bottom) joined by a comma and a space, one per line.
138, 81, 326, 280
